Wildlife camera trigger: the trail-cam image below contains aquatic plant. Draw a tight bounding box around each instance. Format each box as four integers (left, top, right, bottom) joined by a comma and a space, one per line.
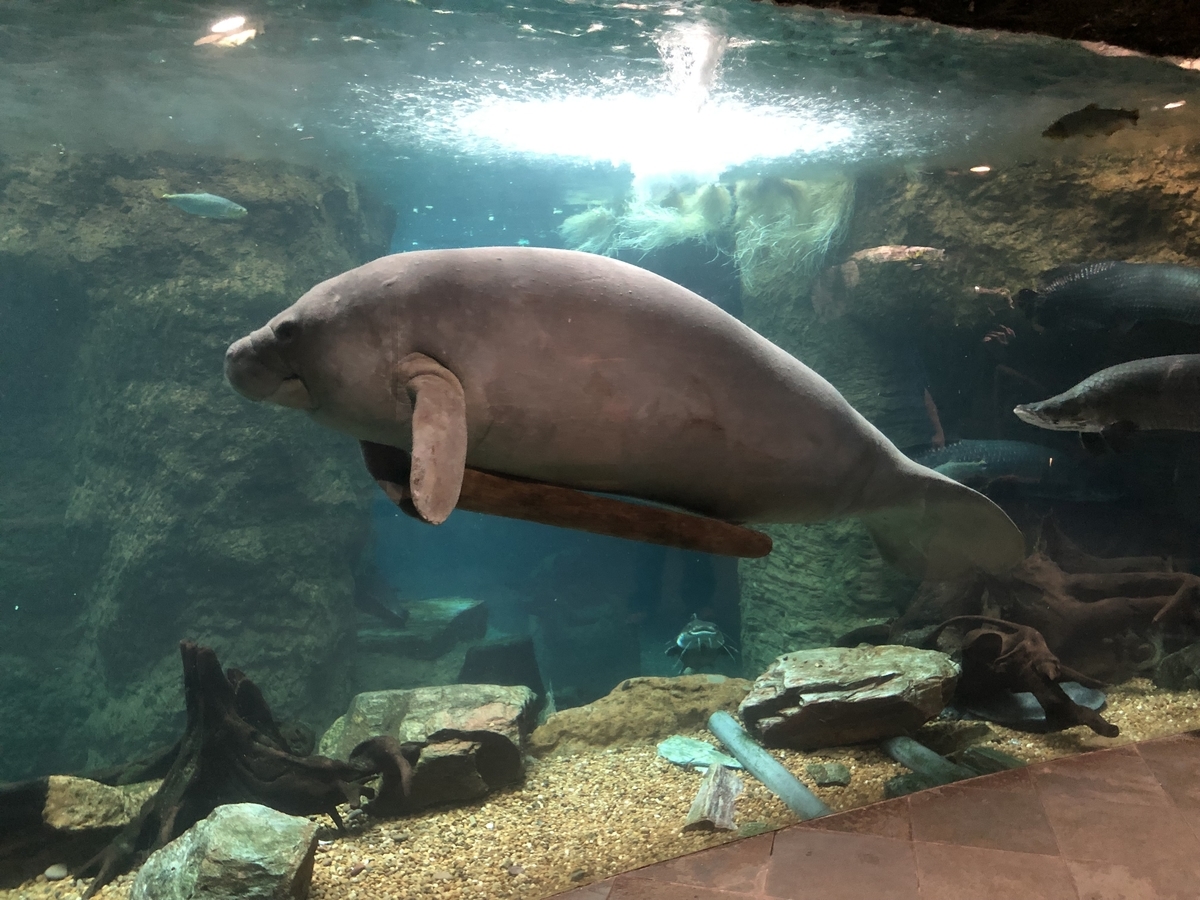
558, 206, 621, 255
732, 176, 855, 304
614, 184, 733, 255
559, 184, 733, 256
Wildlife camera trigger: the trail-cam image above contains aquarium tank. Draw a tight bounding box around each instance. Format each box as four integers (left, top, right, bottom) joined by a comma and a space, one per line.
4, 0, 1200, 897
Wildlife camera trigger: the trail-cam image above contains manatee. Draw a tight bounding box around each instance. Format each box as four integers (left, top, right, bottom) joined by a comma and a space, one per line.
224, 247, 1024, 579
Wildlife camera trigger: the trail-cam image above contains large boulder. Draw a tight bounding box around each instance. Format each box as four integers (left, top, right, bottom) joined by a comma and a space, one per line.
529, 674, 752, 757
739, 646, 959, 749
129, 803, 318, 900
1154, 642, 1200, 691
318, 684, 537, 760
405, 731, 525, 810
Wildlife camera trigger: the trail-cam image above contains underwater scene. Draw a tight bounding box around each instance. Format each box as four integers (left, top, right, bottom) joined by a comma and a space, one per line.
5, 0, 1200, 897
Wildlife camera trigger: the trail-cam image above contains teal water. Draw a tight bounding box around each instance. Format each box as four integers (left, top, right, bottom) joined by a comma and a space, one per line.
3, 0, 1200, 784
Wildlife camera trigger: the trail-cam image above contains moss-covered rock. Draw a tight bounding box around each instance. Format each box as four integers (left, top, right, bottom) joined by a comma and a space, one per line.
0, 150, 394, 779
528, 674, 752, 757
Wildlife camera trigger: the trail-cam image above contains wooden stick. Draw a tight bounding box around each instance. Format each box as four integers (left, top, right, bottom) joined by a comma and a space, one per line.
455, 468, 772, 558
363, 440, 771, 558
682, 764, 743, 832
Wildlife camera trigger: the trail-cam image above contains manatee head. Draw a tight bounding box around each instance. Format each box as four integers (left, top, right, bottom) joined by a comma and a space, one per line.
225, 269, 420, 445
225, 311, 317, 410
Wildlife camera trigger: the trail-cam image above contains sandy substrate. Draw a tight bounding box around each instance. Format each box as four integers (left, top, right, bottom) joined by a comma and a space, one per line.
7, 679, 1200, 900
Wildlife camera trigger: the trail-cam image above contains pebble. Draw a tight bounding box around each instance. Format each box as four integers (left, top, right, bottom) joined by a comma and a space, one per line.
806, 762, 851, 787
43, 865, 69, 882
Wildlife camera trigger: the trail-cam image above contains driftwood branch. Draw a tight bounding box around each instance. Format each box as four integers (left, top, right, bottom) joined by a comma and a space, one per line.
931, 616, 1118, 737
360, 440, 772, 558
78, 642, 413, 899
893, 519, 1200, 684
683, 765, 743, 833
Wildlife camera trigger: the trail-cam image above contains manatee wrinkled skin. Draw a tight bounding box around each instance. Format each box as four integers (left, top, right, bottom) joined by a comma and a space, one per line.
225, 247, 1024, 579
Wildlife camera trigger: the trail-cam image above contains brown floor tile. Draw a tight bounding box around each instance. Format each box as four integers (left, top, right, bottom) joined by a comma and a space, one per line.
1135, 733, 1200, 809
606, 875, 757, 899
553, 736, 1200, 900
1042, 795, 1200, 873
914, 841, 1080, 900
765, 827, 919, 900
553, 878, 614, 900
800, 799, 912, 842
1031, 746, 1170, 808
908, 781, 1060, 855
632, 833, 774, 894
1175, 805, 1200, 846
1066, 857, 1200, 900
954, 765, 1037, 795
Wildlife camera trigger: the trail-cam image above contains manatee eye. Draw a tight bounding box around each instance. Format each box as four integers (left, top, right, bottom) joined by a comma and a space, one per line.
274, 320, 300, 343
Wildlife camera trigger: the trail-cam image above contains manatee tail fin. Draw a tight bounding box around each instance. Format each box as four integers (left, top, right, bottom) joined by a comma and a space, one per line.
861, 464, 1026, 581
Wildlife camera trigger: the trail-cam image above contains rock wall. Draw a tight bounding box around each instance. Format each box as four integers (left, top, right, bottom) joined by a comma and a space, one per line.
737, 138, 1200, 673
0, 151, 394, 779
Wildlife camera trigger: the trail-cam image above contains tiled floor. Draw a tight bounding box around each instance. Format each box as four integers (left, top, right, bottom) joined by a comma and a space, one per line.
552, 731, 1200, 900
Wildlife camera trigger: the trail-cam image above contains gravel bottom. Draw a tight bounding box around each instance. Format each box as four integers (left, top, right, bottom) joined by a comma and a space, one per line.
8, 679, 1200, 900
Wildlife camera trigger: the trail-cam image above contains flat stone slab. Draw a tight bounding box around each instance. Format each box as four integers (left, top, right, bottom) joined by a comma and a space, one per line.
657, 735, 743, 770
530, 674, 752, 757
318, 683, 537, 761
739, 646, 959, 749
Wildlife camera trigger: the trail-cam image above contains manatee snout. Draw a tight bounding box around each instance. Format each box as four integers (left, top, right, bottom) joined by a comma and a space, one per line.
224, 325, 315, 409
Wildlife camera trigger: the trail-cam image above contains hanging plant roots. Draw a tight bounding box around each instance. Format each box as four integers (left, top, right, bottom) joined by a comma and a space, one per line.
842, 520, 1200, 737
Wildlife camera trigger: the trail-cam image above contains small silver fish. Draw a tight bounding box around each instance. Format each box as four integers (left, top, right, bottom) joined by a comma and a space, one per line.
162, 192, 247, 220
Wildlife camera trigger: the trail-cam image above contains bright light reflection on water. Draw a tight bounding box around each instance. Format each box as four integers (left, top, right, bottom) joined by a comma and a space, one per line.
453, 91, 854, 187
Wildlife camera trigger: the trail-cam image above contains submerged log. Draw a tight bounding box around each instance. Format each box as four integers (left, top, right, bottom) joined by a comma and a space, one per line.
456, 468, 773, 558
881, 736, 973, 786
682, 764, 743, 833
78, 642, 413, 899
893, 518, 1200, 686
361, 440, 772, 558
932, 616, 1119, 737
708, 711, 830, 820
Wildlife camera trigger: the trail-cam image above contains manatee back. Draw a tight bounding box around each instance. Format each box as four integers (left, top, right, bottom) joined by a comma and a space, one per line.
358, 248, 887, 522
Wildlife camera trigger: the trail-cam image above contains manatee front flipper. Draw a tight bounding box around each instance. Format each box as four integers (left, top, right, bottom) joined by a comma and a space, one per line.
391, 353, 468, 524
360, 440, 771, 558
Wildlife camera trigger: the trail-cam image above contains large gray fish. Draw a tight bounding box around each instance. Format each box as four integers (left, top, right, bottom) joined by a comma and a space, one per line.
913, 439, 1120, 502
1042, 104, 1138, 140
1016, 262, 1200, 330
224, 247, 1025, 579
1014, 355, 1200, 451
